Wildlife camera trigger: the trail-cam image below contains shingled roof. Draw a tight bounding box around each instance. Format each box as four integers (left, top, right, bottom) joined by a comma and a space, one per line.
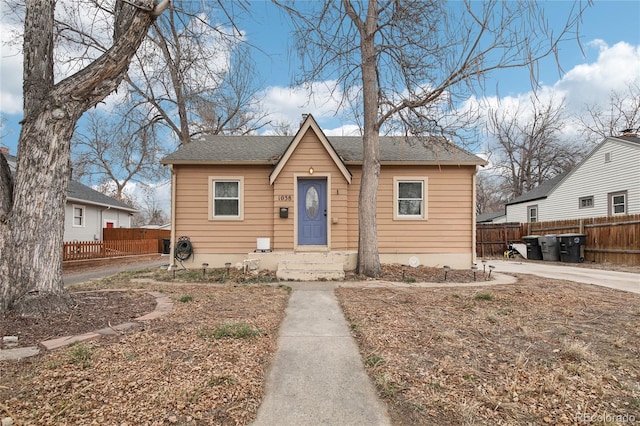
161, 134, 486, 166
2, 151, 134, 211
67, 181, 137, 212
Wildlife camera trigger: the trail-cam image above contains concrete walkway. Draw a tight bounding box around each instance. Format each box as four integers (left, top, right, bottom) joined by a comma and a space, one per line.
489, 259, 639, 294
252, 283, 390, 426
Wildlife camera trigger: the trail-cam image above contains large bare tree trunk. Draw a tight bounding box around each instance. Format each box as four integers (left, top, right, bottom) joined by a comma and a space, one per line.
354, 0, 381, 277
0, 0, 168, 315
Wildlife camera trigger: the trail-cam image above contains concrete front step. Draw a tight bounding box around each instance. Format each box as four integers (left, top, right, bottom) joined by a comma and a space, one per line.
276, 253, 347, 281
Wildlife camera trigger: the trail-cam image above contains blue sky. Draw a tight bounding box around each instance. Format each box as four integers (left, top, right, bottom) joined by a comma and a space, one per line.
1, 1, 639, 160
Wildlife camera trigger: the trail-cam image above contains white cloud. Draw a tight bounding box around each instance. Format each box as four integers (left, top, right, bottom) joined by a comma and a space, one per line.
465, 40, 640, 154
0, 20, 23, 115
259, 81, 348, 128
554, 41, 640, 111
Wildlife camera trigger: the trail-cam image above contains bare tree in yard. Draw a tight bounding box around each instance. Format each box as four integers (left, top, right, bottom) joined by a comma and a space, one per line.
280, 0, 589, 277
577, 81, 640, 143
486, 96, 586, 199
72, 106, 166, 200
0, 0, 169, 314
124, 1, 268, 144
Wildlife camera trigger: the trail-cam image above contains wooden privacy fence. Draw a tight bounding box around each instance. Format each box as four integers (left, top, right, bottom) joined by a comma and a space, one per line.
63, 239, 158, 261
476, 222, 526, 257
103, 227, 171, 253
477, 214, 640, 265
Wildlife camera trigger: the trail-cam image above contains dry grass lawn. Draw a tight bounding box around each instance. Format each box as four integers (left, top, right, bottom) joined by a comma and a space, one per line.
337, 275, 640, 425
2, 266, 639, 425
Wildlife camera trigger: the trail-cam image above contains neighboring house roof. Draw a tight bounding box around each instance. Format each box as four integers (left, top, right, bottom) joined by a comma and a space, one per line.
476, 210, 506, 223
161, 115, 487, 167
67, 181, 137, 212
505, 134, 640, 207
506, 172, 568, 206
2, 151, 136, 212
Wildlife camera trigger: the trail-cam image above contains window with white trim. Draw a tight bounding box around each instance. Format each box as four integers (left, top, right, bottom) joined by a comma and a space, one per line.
609, 191, 627, 216
73, 205, 85, 227
394, 178, 427, 220
579, 196, 594, 209
527, 205, 538, 223
210, 177, 243, 220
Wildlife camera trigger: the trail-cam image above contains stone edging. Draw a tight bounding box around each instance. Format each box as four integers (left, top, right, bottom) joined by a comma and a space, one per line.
0, 291, 173, 362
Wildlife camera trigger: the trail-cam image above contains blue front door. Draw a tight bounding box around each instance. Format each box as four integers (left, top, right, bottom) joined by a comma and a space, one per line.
298, 179, 327, 245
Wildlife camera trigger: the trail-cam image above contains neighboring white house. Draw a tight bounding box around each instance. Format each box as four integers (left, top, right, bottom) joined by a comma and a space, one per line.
506, 134, 640, 222
2, 148, 136, 241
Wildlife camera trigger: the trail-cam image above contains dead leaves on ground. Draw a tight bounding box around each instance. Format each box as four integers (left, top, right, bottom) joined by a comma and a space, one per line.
337, 277, 640, 425
1, 285, 290, 425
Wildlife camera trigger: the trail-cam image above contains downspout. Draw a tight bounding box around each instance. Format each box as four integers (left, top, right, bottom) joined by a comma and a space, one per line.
472, 166, 478, 264
169, 164, 177, 268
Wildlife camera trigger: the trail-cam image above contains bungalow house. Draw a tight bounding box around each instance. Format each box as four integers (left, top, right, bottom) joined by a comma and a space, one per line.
161, 114, 487, 279
1, 148, 136, 242
506, 134, 640, 222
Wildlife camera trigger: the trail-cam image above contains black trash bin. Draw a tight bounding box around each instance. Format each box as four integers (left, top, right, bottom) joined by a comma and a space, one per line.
523, 235, 543, 260
538, 235, 560, 261
558, 233, 587, 263
161, 238, 171, 254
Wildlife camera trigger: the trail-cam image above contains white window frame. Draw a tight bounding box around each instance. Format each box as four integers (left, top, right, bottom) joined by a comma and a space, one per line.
209, 177, 244, 221
72, 205, 85, 227
527, 205, 538, 223
579, 196, 594, 209
608, 191, 627, 216
393, 177, 428, 220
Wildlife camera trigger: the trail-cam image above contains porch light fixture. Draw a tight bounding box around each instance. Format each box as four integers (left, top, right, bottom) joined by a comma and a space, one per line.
309, 166, 314, 175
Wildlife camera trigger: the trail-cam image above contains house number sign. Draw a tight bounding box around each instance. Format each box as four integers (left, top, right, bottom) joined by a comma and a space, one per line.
278, 195, 292, 201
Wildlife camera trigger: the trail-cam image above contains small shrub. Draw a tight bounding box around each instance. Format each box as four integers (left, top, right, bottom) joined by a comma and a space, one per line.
474, 292, 493, 301
199, 322, 262, 340
560, 338, 592, 362
178, 295, 193, 303
365, 354, 385, 368
403, 277, 416, 283
208, 375, 237, 387
69, 343, 93, 368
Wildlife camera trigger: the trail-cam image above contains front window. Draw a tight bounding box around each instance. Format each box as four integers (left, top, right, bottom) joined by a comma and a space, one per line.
73, 205, 85, 227
609, 191, 627, 216
394, 178, 427, 220
527, 205, 538, 223
209, 177, 244, 220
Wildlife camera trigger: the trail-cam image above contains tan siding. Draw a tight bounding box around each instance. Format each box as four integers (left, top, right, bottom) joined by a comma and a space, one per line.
174, 165, 274, 253
274, 128, 352, 250
345, 165, 476, 254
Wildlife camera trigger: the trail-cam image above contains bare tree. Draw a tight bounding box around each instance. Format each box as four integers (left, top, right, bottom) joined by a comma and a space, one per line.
125, 1, 268, 144
486, 96, 586, 199
0, 0, 169, 314
577, 81, 640, 144
131, 182, 169, 227
280, 0, 588, 276
72, 106, 166, 200
476, 172, 507, 215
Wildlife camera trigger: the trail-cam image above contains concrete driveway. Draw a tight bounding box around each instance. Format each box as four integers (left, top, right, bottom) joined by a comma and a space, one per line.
489, 259, 639, 294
